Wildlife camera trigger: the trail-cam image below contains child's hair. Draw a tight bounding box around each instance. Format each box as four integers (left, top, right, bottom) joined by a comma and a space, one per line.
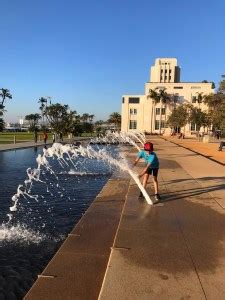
144, 142, 154, 152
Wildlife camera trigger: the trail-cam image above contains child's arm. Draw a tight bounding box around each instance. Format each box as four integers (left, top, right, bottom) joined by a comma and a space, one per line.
138, 163, 151, 178
133, 156, 141, 167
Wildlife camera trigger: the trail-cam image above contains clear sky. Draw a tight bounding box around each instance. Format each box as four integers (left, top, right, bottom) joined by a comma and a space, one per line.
1, 0, 225, 122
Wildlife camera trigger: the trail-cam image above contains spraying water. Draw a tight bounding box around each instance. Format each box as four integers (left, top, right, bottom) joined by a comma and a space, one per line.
90, 131, 143, 151
9, 143, 152, 215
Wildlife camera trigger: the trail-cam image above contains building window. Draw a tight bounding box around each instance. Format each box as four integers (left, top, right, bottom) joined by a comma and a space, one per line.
161, 69, 163, 73
191, 123, 196, 131
192, 96, 197, 103
165, 76, 167, 80
161, 108, 166, 115
122, 97, 125, 103
155, 120, 160, 130
165, 69, 167, 73
160, 76, 163, 81
174, 95, 179, 103
169, 76, 171, 80
174, 86, 183, 89
130, 108, 137, 115
169, 69, 172, 73
156, 108, 160, 115
179, 96, 184, 102
161, 121, 165, 128
129, 97, 139, 103
129, 120, 137, 129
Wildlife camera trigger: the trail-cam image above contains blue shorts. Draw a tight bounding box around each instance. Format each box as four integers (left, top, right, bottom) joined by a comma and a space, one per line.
146, 168, 158, 176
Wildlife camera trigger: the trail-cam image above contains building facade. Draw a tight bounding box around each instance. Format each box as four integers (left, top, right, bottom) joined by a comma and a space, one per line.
121, 58, 214, 135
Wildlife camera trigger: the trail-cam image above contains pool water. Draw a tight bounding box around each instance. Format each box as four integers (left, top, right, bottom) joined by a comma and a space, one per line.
0, 145, 117, 299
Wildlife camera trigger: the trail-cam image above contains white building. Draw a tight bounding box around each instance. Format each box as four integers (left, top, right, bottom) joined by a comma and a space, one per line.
121, 58, 214, 135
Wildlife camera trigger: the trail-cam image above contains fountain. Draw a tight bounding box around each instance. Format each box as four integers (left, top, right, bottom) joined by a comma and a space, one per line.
9, 142, 152, 214
0, 131, 153, 298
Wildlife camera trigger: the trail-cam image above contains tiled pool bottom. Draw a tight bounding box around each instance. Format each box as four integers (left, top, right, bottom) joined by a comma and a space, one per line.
0, 146, 115, 299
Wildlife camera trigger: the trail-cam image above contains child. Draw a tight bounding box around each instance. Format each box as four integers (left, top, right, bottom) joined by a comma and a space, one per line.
133, 142, 160, 202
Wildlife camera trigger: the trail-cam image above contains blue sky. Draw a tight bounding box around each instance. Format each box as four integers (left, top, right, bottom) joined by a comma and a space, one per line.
1, 0, 225, 122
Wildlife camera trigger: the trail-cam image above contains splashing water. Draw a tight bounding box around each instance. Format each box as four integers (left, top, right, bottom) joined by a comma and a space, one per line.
0, 223, 48, 244
90, 131, 144, 151
10, 143, 152, 216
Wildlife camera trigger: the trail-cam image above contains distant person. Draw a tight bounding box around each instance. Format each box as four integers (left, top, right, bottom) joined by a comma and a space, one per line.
216, 131, 220, 139
43, 132, 48, 145
218, 141, 225, 151
133, 142, 160, 202
34, 128, 38, 143
52, 133, 56, 143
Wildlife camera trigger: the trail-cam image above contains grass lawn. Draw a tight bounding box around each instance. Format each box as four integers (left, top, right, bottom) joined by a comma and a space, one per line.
0, 132, 53, 144
0, 132, 95, 144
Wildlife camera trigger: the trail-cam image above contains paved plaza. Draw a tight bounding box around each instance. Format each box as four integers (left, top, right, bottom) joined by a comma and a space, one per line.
99, 137, 225, 299
18, 137, 225, 299
162, 136, 225, 166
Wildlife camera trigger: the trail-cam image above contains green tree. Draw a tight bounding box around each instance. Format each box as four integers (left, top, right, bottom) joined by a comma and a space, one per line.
108, 112, 121, 130
148, 89, 160, 133
218, 79, 225, 93
81, 113, 89, 123
204, 89, 225, 132
25, 113, 41, 131
44, 103, 77, 135
196, 92, 204, 108
38, 97, 48, 124
188, 107, 208, 138
72, 123, 84, 137
0, 118, 5, 132
167, 104, 189, 131
0, 88, 12, 107
148, 88, 171, 134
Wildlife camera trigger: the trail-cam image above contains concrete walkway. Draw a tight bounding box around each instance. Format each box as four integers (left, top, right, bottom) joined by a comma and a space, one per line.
99, 137, 225, 299
25, 137, 225, 299
162, 136, 225, 165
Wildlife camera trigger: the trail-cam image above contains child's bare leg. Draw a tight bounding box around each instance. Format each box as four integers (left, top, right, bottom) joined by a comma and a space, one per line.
153, 175, 158, 194
142, 174, 149, 189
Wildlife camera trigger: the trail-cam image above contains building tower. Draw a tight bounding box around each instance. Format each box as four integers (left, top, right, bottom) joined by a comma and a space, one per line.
150, 58, 180, 83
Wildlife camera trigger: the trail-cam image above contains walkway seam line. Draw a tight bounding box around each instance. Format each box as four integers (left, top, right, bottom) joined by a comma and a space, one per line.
97, 178, 131, 300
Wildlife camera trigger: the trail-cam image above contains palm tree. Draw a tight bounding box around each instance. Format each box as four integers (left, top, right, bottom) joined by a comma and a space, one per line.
157, 88, 171, 134
0, 88, 12, 107
196, 92, 204, 108
148, 88, 170, 134
108, 112, 121, 130
148, 89, 160, 134
38, 97, 48, 124
81, 113, 89, 123
25, 113, 41, 131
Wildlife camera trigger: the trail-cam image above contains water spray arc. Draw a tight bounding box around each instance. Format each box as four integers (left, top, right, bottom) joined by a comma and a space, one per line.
10, 132, 152, 215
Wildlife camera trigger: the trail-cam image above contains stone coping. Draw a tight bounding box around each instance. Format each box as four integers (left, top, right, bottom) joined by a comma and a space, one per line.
25, 177, 130, 299
0, 137, 91, 152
